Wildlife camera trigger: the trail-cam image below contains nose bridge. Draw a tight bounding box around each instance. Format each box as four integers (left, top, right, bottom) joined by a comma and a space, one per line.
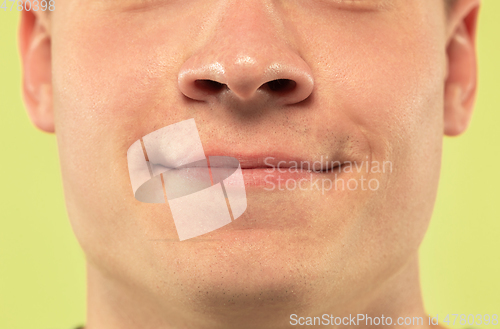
178, 0, 314, 105
213, 1, 285, 76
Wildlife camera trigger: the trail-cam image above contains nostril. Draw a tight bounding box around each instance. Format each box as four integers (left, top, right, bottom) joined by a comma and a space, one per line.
194, 79, 226, 93
265, 79, 297, 93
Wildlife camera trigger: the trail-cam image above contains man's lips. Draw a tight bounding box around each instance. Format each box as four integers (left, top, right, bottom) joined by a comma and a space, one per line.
221, 156, 343, 173
239, 162, 342, 173
202, 154, 346, 188
154, 153, 345, 173
154, 152, 347, 188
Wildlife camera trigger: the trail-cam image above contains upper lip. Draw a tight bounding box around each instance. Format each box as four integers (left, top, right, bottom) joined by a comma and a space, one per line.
203, 152, 343, 172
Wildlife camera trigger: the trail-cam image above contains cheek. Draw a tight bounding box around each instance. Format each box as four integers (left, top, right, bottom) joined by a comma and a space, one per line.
51, 12, 187, 177
50, 12, 191, 248
308, 10, 446, 253
53, 18, 179, 130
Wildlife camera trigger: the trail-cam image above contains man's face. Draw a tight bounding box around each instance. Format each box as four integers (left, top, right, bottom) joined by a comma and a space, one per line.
50, 0, 446, 323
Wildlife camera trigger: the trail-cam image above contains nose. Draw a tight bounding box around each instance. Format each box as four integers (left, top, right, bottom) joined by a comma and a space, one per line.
177, 2, 314, 107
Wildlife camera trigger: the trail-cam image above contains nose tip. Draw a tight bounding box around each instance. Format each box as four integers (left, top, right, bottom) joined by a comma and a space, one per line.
178, 53, 314, 106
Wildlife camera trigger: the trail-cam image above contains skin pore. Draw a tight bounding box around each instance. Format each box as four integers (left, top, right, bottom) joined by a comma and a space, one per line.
19, 0, 479, 328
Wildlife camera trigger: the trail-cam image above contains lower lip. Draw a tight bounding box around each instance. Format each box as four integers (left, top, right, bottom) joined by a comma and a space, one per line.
241, 167, 342, 187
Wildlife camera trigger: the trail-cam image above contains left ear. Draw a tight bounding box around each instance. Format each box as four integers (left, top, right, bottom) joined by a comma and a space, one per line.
19, 10, 54, 133
443, 0, 481, 136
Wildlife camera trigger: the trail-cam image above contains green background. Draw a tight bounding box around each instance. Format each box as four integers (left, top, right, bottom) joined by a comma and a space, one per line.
1, 3, 499, 328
